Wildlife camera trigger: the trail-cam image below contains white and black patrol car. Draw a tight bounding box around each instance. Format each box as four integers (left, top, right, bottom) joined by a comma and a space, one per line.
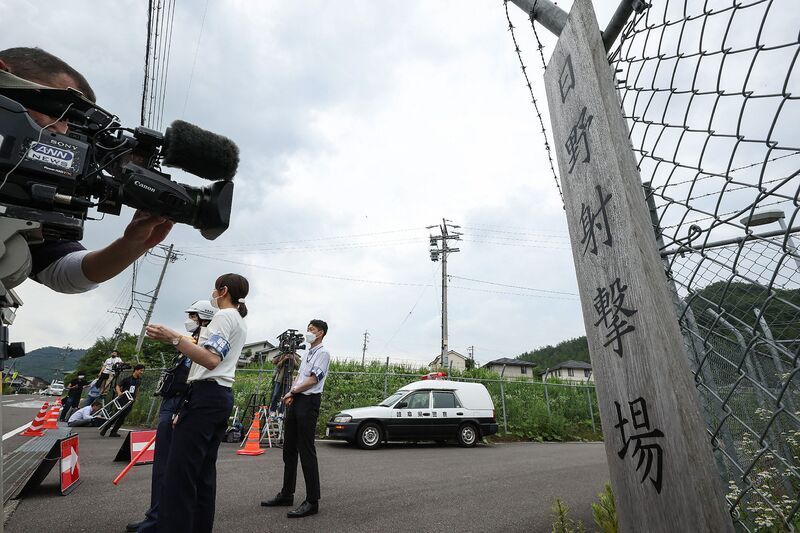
326, 373, 498, 449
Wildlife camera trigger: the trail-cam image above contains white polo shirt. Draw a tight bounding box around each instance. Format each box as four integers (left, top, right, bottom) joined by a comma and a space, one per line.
292, 344, 331, 395
187, 308, 247, 387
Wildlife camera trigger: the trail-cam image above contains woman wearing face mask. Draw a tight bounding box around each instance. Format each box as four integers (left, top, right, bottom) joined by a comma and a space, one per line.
127, 300, 215, 533
145, 273, 249, 533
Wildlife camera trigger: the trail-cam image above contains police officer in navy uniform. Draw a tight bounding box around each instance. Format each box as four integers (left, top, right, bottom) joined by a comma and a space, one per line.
146, 273, 249, 533
262, 319, 331, 518
127, 300, 216, 533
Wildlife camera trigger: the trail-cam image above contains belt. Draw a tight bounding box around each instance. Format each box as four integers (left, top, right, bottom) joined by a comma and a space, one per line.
190, 379, 232, 391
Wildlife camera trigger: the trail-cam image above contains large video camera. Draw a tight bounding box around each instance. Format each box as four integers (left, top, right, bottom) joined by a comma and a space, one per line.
0, 72, 239, 244
277, 329, 306, 355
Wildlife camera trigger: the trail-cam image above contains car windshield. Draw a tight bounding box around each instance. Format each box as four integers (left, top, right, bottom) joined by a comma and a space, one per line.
378, 392, 405, 407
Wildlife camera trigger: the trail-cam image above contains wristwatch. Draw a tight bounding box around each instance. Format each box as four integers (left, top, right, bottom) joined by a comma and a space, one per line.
171, 336, 182, 347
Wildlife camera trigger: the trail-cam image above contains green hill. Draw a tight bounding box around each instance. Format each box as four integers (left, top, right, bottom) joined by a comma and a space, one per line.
5, 346, 86, 382
518, 336, 590, 371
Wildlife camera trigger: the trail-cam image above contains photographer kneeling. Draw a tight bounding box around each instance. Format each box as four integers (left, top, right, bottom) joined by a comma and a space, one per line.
128, 300, 215, 533
145, 273, 249, 533
0, 47, 173, 294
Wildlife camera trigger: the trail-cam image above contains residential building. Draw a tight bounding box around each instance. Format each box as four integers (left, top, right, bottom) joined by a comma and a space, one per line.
237, 340, 279, 367
542, 360, 593, 383
482, 357, 538, 379
429, 350, 468, 371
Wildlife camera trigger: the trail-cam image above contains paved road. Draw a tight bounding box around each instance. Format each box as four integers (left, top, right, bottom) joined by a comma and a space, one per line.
3, 395, 610, 532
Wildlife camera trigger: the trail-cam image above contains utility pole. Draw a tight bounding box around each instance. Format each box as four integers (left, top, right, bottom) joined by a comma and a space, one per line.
135, 244, 178, 356
361, 330, 369, 366
467, 345, 475, 368
428, 219, 462, 369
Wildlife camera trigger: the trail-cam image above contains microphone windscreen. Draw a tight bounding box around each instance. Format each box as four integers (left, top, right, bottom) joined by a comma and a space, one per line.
162, 120, 239, 181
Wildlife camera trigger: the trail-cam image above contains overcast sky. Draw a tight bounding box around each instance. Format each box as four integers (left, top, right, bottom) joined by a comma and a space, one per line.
4, 0, 628, 366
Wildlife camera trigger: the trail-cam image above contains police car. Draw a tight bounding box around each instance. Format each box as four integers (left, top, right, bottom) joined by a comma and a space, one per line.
326, 373, 498, 449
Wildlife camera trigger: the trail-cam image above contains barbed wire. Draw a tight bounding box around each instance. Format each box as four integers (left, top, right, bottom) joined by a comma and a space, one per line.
502, 0, 563, 206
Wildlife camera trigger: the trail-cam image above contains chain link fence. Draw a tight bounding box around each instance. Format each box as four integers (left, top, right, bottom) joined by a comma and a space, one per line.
127, 368, 601, 442
609, 0, 800, 530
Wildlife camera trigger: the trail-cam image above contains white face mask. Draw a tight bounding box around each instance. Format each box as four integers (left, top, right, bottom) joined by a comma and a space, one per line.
209, 291, 219, 309
304, 331, 317, 344
185, 318, 199, 333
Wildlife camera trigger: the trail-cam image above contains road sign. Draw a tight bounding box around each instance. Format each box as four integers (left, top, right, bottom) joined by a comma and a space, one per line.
59, 434, 81, 495
115, 430, 156, 464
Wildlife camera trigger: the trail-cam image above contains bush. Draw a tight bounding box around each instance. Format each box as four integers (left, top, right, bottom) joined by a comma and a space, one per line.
125, 362, 604, 443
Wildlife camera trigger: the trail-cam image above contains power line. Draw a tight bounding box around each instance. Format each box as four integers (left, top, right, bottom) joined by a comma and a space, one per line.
448, 275, 578, 296
182, 0, 210, 118
176, 227, 427, 250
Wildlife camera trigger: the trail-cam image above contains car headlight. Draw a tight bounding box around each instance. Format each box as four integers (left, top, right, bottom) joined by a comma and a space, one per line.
333, 415, 352, 423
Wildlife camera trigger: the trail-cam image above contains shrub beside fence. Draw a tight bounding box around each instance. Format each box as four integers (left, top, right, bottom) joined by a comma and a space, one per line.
126, 362, 602, 442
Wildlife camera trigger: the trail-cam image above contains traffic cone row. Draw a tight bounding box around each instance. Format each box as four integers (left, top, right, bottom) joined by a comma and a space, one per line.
20, 402, 50, 437
237, 413, 265, 456
42, 403, 61, 429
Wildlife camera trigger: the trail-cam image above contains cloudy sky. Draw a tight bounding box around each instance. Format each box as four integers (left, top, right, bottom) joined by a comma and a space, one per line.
4, 0, 626, 366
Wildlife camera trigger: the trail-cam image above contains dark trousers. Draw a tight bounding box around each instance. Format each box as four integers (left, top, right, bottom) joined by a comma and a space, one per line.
109, 401, 133, 434
281, 393, 322, 502
137, 395, 182, 533
158, 381, 233, 533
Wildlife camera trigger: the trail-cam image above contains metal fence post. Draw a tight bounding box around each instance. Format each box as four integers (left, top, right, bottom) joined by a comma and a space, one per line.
383, 356, 389, 398
500, 381, 508, 433
585, 386, 595, 433
543, 379, 551, 417
145, 397, 156, 426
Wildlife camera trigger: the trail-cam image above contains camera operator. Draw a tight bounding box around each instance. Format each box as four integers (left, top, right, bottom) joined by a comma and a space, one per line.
269, 351, 301, 416
262, 320, 330, 518
100, 363, 145, 438
59, 372, 87, 421
0, 47, 173, 294
145, 273, 249, 532
127, 300, 215, 533
96, 350, 122, 395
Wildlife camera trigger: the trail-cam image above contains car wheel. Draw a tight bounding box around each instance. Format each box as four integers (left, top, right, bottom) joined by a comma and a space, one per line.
357, 422, 382, 450
457, 423, 479, 447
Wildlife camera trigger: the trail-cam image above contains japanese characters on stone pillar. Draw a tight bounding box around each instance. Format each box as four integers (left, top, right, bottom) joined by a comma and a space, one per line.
541, 0, 733, 531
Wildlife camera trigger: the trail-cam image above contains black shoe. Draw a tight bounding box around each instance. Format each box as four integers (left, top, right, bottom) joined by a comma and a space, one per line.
287, 501, 318, 518
109, 432, 121, 438
261, 492, 293, 507
126, 521, 143, 532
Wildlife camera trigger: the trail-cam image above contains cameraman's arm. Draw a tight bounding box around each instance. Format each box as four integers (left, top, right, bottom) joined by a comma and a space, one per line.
82, 211, 174, 283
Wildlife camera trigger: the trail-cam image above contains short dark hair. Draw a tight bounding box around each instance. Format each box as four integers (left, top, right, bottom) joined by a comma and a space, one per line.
91, 400, 102, 408
0, 47, 96, 102
133, 364, 146, 371
309, 319, 328, 336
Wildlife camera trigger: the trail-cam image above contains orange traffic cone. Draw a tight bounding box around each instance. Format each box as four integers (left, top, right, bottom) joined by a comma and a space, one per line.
42, 404, 61, 429
20, 402, 50, 437
237, 413, 265, 456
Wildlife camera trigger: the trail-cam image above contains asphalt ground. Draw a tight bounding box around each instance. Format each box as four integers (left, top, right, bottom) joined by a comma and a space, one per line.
3, 394, 610, 533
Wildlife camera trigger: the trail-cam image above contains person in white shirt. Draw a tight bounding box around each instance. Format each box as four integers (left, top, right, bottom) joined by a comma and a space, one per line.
67, 400, 102, 427
261, 320, 331, 518
96, 350, 122, 395
145, 273, 249, 533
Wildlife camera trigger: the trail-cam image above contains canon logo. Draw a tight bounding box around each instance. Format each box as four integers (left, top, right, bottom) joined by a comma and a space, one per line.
134, 180, 156, 193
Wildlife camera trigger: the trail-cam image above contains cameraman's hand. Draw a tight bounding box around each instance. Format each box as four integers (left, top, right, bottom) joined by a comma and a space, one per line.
123, 210, 174, 250
282, 393, 294, 407
82, 210, 174, 284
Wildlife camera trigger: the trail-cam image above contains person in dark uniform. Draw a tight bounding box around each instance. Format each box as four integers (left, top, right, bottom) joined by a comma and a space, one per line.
101, 364, 145, 438
262, 319, 331, 518
127, 300, 216, 533
60, 373, 86, 421
0, 47, 174, 294
145, 273, 249, 533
